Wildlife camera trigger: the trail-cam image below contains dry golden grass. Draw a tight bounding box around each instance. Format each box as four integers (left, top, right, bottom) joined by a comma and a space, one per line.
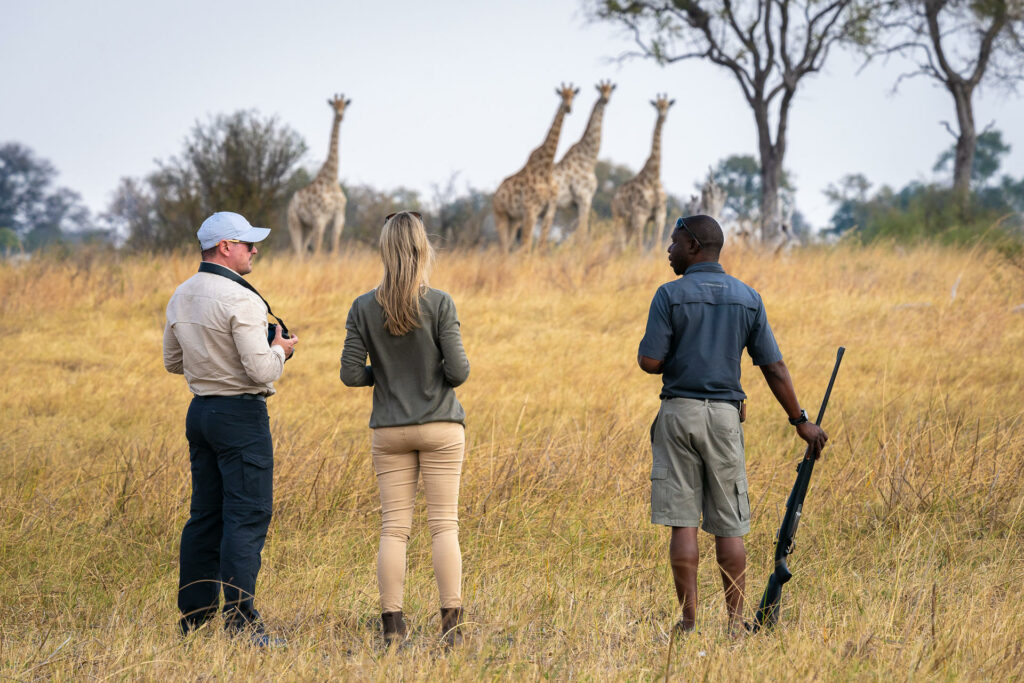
2, 237, 1023, 679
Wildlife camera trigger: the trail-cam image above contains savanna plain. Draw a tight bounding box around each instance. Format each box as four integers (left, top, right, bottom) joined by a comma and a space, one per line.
2, 236, 1023, 680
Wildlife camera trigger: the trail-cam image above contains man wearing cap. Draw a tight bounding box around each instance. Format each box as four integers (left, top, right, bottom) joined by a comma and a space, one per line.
637, 214, 827, 635
163, 211, 298, 645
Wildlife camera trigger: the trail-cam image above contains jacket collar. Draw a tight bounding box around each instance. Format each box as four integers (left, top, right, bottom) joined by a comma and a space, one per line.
684, 262, 725, 275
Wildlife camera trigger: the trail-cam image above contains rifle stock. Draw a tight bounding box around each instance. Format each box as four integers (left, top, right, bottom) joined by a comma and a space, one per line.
752, 347, 845, 633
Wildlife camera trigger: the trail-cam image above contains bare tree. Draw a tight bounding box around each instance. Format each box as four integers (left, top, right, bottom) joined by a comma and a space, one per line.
870, 0, 1024, 208
590, 0, 873, 245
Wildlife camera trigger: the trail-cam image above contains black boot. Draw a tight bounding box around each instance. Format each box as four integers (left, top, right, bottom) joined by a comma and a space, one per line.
440, 607, 464, 648
382, 611, 407, 647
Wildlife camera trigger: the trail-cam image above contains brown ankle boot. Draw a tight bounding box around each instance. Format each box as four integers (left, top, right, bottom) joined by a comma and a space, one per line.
440, 606, 464, 648
381, 611, 407, 646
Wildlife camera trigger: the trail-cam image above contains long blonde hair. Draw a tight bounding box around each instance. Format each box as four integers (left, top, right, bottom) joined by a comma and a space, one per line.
375, 212, 435, 336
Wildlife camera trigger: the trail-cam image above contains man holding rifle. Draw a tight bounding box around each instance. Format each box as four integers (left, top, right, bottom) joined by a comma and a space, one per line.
637, 215, 828, 635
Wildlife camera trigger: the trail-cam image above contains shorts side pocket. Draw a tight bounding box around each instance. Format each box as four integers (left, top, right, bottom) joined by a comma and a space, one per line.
651, 465, 669, 520
736, 478, 750, 522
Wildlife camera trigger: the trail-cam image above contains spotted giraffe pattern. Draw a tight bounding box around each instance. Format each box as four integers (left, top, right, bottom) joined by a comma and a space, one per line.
287, 94, 350, 257
492, 84, 579, 252
540, 81, 615, 246
612, 95, 674, 250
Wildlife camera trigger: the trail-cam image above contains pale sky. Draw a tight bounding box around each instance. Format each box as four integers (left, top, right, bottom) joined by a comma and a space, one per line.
3, 0, 1023, 230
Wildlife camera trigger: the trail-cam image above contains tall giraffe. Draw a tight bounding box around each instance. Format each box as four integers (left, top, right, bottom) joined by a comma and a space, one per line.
540, 80, 615, 246
287, 94, 350, 257
611, 94, 674, 250
492, 84, 579, 252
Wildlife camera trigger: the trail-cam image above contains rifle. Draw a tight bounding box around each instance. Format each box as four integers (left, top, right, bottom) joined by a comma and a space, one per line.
751, 346, 845, 633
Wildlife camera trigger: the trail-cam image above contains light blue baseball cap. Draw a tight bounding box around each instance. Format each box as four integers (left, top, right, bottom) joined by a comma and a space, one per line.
197, 212, 271, 249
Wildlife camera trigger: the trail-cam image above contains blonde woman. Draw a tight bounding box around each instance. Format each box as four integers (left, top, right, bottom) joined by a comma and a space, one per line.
341, 211, 470, 647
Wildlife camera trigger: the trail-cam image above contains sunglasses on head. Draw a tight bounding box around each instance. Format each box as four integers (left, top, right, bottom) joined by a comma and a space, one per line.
675, 217, 703, 250
384, 211, 422, 224
225, 239, 255, 252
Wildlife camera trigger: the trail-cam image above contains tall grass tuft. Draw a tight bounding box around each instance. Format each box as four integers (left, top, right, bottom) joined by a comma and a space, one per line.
1, 238, 1022, 678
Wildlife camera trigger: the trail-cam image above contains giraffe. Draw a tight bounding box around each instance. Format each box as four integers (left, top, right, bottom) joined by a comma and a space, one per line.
492, 84, 579, 252
287, 94, 350, 257
700, 170, 727, 220
540, 80, 615, 246
611, 94, 674, 250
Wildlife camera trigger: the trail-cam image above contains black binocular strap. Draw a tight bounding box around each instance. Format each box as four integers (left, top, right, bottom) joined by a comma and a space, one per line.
197, 261, 289, 336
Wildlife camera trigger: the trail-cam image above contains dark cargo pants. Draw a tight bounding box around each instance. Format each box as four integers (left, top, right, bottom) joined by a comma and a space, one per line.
178, 395, 273, 634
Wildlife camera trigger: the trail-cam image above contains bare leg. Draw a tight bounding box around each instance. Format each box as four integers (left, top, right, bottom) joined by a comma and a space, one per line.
669, 527, 699, 630
715, 536, 746, 631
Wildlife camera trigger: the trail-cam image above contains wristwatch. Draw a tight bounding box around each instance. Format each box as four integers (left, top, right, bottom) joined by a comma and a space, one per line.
789, 409, 809, 426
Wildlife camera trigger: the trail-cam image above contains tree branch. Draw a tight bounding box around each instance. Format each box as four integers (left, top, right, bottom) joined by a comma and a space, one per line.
967, 8, 1010, 88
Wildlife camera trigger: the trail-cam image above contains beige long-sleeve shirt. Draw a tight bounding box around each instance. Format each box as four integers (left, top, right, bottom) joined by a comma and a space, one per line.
164, 266, 285, 396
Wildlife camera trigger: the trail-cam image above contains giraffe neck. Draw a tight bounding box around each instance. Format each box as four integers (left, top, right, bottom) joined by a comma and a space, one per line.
526, 103, 568, 170
639, 114, 665, 180
567, 99, 606, 164
315, 113, 342, 184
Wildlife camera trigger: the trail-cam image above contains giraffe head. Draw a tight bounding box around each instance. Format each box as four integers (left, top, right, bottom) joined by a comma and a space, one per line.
555, 83, 580, 114
595, 80, 616, 103
650, 93, 675, 118
328, 94, 352, 118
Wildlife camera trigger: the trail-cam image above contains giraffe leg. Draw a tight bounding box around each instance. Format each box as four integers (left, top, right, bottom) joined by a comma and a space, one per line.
652, 205, 668, 250
287, 199, 304, 258
575, 193, 594, 238
611, 209, 626, 249
310, 216, 327, 256
538, 200, 557, 249
330, 206, 346, 253
630, 212, 648, 251
521, 206, 539, 251
494, 210, 511, 253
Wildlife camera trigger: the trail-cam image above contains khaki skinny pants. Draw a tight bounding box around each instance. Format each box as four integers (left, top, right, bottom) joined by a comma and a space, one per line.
371, 422, 465, 612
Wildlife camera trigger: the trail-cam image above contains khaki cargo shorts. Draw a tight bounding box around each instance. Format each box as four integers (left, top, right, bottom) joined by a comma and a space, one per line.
650, 397, 751, 536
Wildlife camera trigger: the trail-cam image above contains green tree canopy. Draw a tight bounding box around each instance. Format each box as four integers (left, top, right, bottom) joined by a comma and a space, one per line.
107, 110, 307, 251
0, 142, 92, 250
706, 155, 794, 223
933, 129, 1011, 188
